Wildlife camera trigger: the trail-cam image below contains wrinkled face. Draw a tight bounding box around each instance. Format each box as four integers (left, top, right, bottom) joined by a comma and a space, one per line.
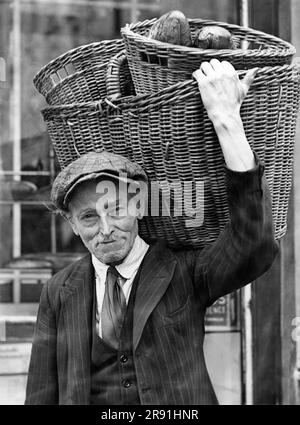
66, 178, 141, 265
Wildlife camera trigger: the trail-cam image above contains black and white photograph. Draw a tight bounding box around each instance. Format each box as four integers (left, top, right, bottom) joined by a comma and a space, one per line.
0, 0, 300, 409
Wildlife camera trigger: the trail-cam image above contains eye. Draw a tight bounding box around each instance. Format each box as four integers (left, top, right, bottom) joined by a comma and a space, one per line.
81, 212, 97, 221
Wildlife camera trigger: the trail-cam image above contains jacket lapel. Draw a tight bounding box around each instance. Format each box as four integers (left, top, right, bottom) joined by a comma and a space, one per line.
133, 240, 177, 352
58, 241, 177, 400
60, 254, 94, 405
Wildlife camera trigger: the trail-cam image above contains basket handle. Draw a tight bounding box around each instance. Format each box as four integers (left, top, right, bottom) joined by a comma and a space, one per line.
106, 50, 128, 100
66, 119, 81, 158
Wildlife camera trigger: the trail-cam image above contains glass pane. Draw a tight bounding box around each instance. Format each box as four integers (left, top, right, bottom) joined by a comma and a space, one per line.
21, 205, 51, 254
0, 0, 13, 172
0, 176, 51, 202
55, 214, 87, 253
0, 205, 12, 267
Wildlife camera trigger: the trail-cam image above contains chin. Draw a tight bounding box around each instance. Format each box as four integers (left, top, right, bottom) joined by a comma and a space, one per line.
99, 251, 126, 265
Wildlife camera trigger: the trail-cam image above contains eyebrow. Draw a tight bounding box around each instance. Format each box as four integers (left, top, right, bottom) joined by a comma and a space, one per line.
76, 199, 122, 216
76, 207, 95, 217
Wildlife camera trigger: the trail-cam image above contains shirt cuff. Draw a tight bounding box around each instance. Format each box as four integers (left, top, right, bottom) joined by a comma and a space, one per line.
224, 151, 265, 196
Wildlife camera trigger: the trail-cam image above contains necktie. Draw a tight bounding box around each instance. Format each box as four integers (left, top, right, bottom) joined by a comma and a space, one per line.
101, 266, 127, 349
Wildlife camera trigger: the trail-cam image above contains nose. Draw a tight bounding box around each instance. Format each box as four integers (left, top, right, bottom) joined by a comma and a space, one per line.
99, 213, 113, 238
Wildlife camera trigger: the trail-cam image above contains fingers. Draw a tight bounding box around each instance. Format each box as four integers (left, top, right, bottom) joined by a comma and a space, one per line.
192, 68, 206, 86
210, 59, 224, 73
197, 59, 237, 77
193, 59, 236, 88
241, 67, 259, 95
200, 59, 224, 76
221, 60, 237, 76
200, 61, 215, 76
194, 60, 258, 96
193, 60, 226, 86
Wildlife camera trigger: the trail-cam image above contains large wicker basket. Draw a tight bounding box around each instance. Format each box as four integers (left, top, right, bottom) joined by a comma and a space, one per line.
33, 39, 128, 103
121, 18, 296, 94
42, 59, 300, 248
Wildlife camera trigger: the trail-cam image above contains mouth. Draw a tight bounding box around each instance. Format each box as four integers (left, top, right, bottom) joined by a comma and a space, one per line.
96, 240, 123, 254
98, 238, 123, 247
95, 238, 124, 249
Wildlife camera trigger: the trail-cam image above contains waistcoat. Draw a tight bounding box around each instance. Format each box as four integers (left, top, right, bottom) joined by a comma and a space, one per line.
90, 264, 142, 405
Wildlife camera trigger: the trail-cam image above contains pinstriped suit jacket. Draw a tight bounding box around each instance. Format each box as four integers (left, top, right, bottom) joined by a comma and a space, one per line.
25, 160, 279, 405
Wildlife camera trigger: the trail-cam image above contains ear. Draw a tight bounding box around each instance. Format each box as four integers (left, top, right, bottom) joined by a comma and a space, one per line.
70, 221, 79, 236
64, 211, 79, 236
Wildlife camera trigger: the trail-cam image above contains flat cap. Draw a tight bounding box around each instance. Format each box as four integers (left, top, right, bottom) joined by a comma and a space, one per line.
51, 151, 148, 210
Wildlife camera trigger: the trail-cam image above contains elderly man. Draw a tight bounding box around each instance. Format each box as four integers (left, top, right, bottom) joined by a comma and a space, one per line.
25, 59, 279, 405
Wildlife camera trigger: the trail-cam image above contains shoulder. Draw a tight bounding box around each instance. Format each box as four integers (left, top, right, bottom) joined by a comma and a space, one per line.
46, 253, 91, 296
148, 238, 198, 271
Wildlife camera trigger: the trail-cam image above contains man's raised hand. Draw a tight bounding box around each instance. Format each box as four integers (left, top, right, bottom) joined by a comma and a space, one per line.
193, 59, 258, 123
193, 59, 257, 171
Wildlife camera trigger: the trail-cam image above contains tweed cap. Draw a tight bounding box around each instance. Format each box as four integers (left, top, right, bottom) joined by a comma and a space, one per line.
51, 151, 148, 210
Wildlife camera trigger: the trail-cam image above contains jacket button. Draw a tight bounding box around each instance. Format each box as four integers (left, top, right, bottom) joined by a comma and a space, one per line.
122, 380, 131, 388
120, 354, 128, 363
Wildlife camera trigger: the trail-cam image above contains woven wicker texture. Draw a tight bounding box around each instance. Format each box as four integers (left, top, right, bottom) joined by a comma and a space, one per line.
106, 50, 136, 99
45, 64, 108, 105
33, 39, 125, 101
42, 64, 300, 249
121, 18, 296, 94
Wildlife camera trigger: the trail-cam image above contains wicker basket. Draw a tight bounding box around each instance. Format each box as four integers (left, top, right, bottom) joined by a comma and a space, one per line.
44, 58, 135, 105
33, 39, 126, 102
45, 63, 108, 105
121, 18, 296, 94
41, 51, 135, 166
42, 61, 300, 248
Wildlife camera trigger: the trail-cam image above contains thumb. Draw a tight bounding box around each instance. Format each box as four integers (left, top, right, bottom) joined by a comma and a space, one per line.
241, 67, 259, 96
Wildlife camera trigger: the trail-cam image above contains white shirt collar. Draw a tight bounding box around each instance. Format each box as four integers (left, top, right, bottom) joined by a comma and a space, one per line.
92, 235, 149, 281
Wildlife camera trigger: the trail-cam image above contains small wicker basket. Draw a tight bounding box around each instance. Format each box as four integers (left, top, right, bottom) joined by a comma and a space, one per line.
33, 39, 126, 102
121, 18, 296, 94
42, 58, 300, 248
45, 63, 108, 105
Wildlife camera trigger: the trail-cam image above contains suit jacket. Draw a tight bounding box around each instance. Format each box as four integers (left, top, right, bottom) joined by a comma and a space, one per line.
25, 160, 279, 405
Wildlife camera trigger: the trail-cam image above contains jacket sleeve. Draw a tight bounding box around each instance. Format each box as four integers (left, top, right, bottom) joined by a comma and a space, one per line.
25, 280, 58, 404
191, 153, 279, 307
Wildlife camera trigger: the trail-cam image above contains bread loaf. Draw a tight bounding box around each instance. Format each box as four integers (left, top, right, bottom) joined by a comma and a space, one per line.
148, 10, 192, 47
193, 26, 236, 49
